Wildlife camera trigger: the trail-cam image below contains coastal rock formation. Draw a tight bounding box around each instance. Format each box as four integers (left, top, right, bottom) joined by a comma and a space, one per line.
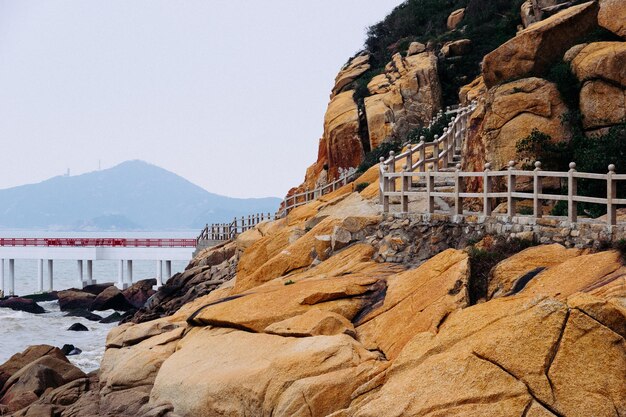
297, 51, 441, 193
598, 0, 626, 38
0, 297, 45, 315
571, 42, 626, 130
482, 1, 599, 87
462, 77, 570, 174
365, 52, 441, 150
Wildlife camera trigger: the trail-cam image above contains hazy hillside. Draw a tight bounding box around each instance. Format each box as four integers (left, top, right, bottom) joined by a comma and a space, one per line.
0, 160, 280, 231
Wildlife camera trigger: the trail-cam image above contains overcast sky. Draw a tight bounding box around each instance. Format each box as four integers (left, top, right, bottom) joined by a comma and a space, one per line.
0, 1, 402, 198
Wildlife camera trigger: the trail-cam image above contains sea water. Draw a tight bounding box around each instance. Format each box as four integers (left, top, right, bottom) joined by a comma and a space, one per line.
0, 230, 195, 371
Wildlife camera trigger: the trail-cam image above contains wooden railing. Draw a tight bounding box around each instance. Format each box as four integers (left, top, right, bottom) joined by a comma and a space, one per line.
196, 212, 275, 243
381, 160, 626, 226
378, 102, 477, 204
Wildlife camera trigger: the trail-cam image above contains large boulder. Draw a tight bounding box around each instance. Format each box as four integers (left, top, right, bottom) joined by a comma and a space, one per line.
57, 290, 96, 311
355, 249, 469, 359
482, 1, 599, 87
447, 8, 465, 30
488, 244, 582, 299
90, 286, 133, 312
0, 346, 67, 390
598, 0, 626, 38
0, 297, 45, 315
462, 77, 570, 176
264, 308, 356, 338
332, 53, 371, 98
337, 293, 625, 416
0, 356, 85, 412
150, 328, 380, 417
365, 52, 441, 150
122, 279, 156, 309
571, 42, 626, 130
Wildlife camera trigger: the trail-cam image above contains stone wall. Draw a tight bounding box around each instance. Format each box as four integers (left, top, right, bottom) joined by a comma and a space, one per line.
370, 212, 626, 265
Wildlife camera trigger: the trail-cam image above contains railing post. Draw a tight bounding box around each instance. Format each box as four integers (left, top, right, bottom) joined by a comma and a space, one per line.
401, 165, 409, 213
568, 163, 577, 223
483, 162, 492, 216
419, 137, 426, 173
427, 164, 435, 213
533, 161, 543, 218
454, 163, 463, 215
433, 135, 440, 171
389, 151, 396, 192
607, 164, 617, 226
441, 128, 449, 169
405, 142, 413, 169
379, 157, 385, 204
507, 161, 516, 216
448, 120, 455, 165
382, 164, 390, 213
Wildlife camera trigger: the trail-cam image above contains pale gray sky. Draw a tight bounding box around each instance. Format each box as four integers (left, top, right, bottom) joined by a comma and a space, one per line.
0, 1, 402, 198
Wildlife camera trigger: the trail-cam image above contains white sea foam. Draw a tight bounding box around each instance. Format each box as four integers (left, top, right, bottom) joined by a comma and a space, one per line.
0, 301, 117, 372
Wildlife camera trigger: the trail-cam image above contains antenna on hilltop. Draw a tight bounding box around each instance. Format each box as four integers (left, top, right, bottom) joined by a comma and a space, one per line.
66, 168, 70, 177
98, 159, 101, 170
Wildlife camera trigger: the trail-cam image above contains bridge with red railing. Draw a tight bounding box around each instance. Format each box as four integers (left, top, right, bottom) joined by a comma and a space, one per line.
0, 236, 199, 296
0, 238, 197, 248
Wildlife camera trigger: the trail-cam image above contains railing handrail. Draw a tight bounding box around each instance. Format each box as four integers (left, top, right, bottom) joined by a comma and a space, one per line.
0, 238, 197, 248
381, 159, 626, 226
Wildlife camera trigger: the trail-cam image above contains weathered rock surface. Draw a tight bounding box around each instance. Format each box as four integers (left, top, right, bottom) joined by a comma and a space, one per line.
571, 42, 626, 130
598, 0, 626, 38
462, 77, 570, 178
482, 1, 599, 87
122, 279, 156, 309
91, 286, 134, 312
365, 52, 441, 150
441, 39, 471, 57
407, 41, 426, 56
488, 243, 582, 299
0, 345, 67, 390
264, 308, 356, 338
447, 8, 465, 30
332, 53, 370, 98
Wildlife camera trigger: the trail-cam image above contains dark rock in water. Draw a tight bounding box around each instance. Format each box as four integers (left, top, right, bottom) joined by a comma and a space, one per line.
21, 292, 58, 302
90, 286, 133, 312
60, 345, 82, 356
64, 309, 103, 322
0, 345, 67, 390
67, 323, 89, 332
57, 290, 96, 311
0, 297, 45, 314
99, 312, 123, 324
81, 283, 115, 296
122, 279, 156, 309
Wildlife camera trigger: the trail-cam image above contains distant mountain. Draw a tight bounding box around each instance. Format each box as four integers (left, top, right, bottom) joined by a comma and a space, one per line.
0, 160, 281, 231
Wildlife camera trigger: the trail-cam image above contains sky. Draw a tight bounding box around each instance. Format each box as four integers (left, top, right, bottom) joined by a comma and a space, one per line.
0, 0, 403, 198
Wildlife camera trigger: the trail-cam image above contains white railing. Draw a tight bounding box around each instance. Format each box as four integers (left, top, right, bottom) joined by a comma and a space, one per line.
381, 160, 626, 226
379, 102, 477, 205
196, 212, 276, 243
275, 168, 358, 219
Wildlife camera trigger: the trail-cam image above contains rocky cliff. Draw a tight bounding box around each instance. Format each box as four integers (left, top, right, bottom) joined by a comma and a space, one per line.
1, 1, 626, 416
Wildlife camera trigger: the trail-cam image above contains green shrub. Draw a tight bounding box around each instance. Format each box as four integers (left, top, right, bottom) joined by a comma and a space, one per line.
407, 113, 454, 143
284, 279, 295, 286
356, 140, 403, 174
355, 182, 370, 192
467, 237, 534, 304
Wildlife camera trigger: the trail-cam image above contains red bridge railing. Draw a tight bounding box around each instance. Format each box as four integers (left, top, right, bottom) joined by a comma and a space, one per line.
0, 238, 197, 248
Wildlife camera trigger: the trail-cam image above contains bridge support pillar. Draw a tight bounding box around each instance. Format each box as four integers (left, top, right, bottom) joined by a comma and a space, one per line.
37, 259, 44, 293
156, 260, 163, 288
126, 260, 133, 285
46, 260, 53, 292
77, 260, 84, 289
86, 260, 94, 285
8, 259, 15, 296
0, 259, 4, 296
164, 261, 171, 282
116, 260, 126, 290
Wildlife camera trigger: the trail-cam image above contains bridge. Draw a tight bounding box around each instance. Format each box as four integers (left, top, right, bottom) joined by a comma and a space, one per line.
0, 238, 196, 296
